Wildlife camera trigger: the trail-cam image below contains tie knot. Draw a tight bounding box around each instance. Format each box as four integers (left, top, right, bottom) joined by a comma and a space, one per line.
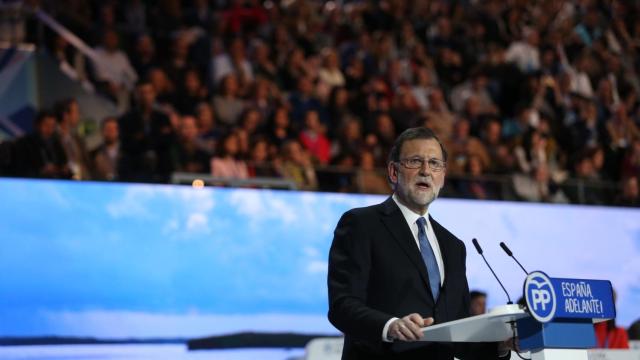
417, 217, 427, 228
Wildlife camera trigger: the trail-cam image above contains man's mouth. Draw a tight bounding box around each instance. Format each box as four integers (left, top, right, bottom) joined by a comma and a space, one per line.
416, 181, 432, 190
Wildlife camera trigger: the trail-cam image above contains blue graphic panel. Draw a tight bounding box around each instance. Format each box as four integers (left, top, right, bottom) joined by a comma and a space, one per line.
0, 178, 638, 340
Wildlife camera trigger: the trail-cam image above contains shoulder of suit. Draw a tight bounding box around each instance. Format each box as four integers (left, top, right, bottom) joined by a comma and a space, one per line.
344, 202, 384, 218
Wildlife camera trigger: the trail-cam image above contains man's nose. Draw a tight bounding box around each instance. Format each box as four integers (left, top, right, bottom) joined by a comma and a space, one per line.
418, 161, 431, 175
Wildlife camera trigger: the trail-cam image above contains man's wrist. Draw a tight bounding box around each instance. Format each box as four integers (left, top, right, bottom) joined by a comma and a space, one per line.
382, 317, 399, 342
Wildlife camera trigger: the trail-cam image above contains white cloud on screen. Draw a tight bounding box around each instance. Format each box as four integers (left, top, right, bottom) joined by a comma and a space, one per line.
106, 187, 156, 219
186, 213, 210, 233
106, 185, 216, 237
306, 260, 328, 274
228, 190, 298, 225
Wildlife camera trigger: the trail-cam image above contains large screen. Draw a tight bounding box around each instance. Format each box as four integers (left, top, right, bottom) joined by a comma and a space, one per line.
0, 178, 638, 342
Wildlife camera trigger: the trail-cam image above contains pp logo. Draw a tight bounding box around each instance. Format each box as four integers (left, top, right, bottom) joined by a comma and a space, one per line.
524, 271, 556, 323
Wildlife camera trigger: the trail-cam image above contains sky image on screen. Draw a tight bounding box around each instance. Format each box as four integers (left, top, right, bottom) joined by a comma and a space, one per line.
0, 178, 638, 340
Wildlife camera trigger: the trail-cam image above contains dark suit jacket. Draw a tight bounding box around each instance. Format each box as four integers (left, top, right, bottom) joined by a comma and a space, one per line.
328, 197, 504, 360
118, 109, 175, 182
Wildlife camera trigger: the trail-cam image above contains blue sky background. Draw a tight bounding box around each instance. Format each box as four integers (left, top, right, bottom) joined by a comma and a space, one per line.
0, 178, 638, 338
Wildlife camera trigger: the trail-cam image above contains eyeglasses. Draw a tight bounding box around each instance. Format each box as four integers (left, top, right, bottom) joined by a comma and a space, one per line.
398, 157, 447, 172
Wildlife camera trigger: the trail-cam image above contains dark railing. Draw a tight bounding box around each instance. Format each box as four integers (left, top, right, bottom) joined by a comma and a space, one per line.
169, 165, 625, 206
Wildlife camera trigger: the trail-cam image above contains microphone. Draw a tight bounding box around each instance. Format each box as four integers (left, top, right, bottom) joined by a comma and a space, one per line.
472, 238, 512, 304
499, 242, 529, 275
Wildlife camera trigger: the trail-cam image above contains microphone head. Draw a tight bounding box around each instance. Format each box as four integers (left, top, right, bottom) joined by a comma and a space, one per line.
499, 242, 513, 256
472, 238, 483, 255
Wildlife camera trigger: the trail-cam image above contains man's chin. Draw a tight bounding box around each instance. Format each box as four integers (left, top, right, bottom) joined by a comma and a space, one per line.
410, 192, 436, 207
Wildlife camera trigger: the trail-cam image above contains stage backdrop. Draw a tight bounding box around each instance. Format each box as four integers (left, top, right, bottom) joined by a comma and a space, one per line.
0, 178, 638, 340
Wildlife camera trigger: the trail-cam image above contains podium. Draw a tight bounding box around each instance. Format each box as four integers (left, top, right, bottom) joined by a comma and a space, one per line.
419, 271, 616, 360
420, 304, 526, 342
419, 304, 588, 360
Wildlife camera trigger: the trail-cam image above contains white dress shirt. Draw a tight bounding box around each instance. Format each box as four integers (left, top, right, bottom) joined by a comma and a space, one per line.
382, 194, 445, 341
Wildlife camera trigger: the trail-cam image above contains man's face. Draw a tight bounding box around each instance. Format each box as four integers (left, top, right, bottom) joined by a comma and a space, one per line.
181, 117, 198, 141
137, 84, 156, 109
68, 101, 80, 127
104, 31, 119, 52
388, 138, 446, 214
38, 116, 57, 138
102, 121, 119, 144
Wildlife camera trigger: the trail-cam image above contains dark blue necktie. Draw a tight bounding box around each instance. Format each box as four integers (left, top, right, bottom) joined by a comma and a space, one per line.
417, 217, 441, 300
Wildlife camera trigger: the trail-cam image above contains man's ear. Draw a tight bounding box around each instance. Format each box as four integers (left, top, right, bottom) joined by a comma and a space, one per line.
387, 162, 398, 185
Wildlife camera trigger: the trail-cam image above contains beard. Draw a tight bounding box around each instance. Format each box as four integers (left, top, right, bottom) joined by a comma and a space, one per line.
396, 174, 442, 212
411, 178, 440, 205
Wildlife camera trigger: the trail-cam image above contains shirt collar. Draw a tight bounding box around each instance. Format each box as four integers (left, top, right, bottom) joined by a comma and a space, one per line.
392, 193, 430, 226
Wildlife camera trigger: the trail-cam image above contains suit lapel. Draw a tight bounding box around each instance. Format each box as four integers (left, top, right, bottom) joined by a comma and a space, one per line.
379, 197, 433, 294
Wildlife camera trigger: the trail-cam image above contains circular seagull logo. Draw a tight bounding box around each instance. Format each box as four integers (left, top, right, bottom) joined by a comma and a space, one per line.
524, 271, 556, 323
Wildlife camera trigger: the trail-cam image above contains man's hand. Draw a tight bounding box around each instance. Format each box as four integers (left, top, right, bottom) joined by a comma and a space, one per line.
388, 314, 434, 342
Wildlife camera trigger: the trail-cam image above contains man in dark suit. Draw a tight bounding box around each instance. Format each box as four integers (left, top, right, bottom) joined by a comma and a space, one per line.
14, 111, 72, 179
328, 127, 510, 359
118, 81, 175, 182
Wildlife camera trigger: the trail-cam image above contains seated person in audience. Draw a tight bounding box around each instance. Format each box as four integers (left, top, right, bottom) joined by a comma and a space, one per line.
171, 115, 210, 174
147, 67, 176, 106
299, 110, 331, 165
355, 150, 389, 194
211, 37, 253, 89
91, 28, 138, 106
512, 163, 569, 203
318, 47, 346, 89
445, 118, 490, 175
247, 136, 278, 178
213, 74, 247, 129
238, 108, 265, 145
91, 117, 121, 181
480, 118, 517, 174
457, 154, 496, 200
621, 139, 640, 179
54, 98, 92, 180
367, 113, 397, 166
15, 111, 71, 179
195, 102, 221, 155
331, 116, 364, 158
277, 140, 318, 191
594, 289, 629, 349
174, 68, 209, 115
118, 81, 175, 182
614, 176, 639, 207
564, 153, 606, 205
289, 76, 327, 129
267, 105, 295, 153
605, 103, 640, 152
469, 290, 487, 316
210, 132, 248, 179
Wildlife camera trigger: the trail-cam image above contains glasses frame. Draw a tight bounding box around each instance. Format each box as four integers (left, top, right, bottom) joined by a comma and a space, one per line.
397, 157, 447, 172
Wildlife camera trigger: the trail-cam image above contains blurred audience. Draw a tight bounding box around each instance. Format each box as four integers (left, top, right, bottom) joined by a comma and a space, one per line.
6, 0, 640, 203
